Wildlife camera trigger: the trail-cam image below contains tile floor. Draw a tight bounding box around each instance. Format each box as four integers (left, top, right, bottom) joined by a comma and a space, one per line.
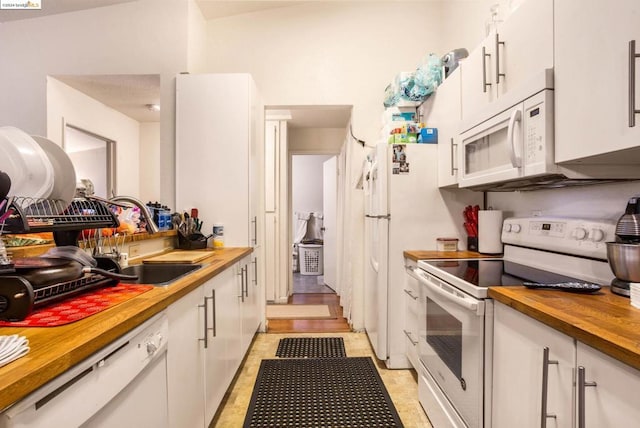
292, 273, 336, 294
211, 332, 433, 427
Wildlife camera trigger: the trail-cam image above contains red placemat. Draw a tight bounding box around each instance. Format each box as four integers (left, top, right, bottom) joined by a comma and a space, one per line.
0, 284, 154, 327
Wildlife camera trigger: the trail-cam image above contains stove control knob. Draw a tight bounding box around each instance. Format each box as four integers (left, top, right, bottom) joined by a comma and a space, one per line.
146, 342, 158, 356
511, 224, 522, 233
590, 228, 605, 242
503, 224, 512, 233
574, 227, 588, 240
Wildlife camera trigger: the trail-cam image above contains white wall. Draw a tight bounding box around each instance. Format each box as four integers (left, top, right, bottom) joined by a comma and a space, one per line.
292, 154, 333, 225
488, 181, 640, 223
140, 122, 161, 202
0, 0, 191, 206
205, 1, 494, 146
47, 78, 141, 197
289, 128, 347, 154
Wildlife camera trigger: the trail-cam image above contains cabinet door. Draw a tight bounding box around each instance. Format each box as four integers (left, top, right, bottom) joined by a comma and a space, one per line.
403, 264, 420, 369
432, 69, 462, 187
176, 74, 250, 246
577, 342, 640, 427
241, 254, 260, 354
492, 302, 574, 428
494, 0, 553, 98
167, 286, 205, 428
555, 0, 640, 163
460, 36, 498, 123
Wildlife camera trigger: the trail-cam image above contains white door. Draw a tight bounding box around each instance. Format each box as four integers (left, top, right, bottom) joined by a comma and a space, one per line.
322, 157, 337, 289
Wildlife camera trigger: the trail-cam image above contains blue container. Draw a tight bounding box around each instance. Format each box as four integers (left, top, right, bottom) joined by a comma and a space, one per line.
418, 128, 438, 144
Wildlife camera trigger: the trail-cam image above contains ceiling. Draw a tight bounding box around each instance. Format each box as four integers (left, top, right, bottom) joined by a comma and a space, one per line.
2, 0, 351, 128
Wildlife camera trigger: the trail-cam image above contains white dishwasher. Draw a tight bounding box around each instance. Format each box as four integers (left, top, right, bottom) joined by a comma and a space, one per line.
0, 311, 169, 428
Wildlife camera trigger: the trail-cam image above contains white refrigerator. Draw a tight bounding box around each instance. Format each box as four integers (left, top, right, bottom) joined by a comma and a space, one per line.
364, 142, 481, 369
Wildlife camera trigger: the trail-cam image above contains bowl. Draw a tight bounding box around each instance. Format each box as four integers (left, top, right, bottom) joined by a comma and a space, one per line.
606, 242, 640, 283
0, 127, 54, 200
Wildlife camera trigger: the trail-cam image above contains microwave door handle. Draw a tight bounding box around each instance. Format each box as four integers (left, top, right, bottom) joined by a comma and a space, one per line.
507, 108, 522, 168
414, 268, 479, 311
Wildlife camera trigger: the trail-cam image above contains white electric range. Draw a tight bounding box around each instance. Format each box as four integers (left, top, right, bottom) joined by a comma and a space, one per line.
410, 216, 617, 428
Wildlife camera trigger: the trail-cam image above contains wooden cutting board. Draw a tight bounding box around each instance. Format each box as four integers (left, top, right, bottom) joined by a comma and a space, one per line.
142, 250, 213, 264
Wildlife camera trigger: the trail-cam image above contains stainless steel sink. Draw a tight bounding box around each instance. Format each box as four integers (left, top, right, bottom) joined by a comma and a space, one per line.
120, 263, 202, 286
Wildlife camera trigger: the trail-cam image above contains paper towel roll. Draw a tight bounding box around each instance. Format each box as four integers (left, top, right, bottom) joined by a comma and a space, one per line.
478, 210, 503, 254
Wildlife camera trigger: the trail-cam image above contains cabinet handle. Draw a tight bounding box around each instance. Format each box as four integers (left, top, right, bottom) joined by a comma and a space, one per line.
238, 267, 245, 303
482, 46, 492, 93
629, 40, 640, 127
210, 290, 216, 338
198, 295, 212, 349
450, 138, 458, 175
403, 288, 418, 300
578, 366, 597, 428
252, 258, 258, 285
495, 33, 505, 84
251, 216, 257, 245
540, 347, 558, 428
244, 264, 249, 298
403, 329, 418, 346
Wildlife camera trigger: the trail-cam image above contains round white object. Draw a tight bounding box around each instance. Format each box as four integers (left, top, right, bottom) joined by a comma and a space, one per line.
31, 135, 76, 213
0, 127, 54, 200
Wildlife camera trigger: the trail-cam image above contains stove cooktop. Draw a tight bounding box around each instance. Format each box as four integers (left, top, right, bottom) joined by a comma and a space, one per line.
418, 259, 585, 297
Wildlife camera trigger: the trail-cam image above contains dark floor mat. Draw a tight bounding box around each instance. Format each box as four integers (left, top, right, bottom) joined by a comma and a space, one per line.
276, 337, 346, 358
243, 357, 404, 428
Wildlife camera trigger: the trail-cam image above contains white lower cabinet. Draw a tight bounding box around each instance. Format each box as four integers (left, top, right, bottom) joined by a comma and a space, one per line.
492, 301, 574, 428
493, 301, 640, 428
168, 257, 258, 428
577, 342, 640, 427
403, 261, 420, 369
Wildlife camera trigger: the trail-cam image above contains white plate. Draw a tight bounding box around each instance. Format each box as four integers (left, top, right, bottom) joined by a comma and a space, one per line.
0, 127, 53, 200
31, 135, 76, 213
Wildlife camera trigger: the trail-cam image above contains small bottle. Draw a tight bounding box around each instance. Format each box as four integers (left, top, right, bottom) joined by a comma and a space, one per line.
212, 224, 224, 248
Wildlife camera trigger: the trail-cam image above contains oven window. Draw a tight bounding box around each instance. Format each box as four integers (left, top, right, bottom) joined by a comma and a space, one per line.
426, 297, 462, 380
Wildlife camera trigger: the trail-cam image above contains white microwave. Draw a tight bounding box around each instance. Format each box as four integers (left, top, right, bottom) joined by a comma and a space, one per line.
458, 88, 554, 190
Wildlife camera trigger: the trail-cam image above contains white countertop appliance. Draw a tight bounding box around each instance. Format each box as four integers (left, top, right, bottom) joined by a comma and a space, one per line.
411, 216, 616, 427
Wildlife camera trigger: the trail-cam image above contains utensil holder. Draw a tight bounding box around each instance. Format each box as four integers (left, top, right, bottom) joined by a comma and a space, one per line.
177, 231, 208, 250
467, 236, 478, 252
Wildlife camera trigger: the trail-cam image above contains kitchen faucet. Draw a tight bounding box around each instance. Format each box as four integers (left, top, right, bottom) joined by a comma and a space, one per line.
109, 195, 160, 234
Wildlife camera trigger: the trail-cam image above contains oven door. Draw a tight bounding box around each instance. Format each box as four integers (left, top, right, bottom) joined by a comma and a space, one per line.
414, 267, 485, 428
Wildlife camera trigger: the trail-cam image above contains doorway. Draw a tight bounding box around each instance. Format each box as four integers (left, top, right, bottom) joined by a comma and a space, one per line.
291, 154, 335, 294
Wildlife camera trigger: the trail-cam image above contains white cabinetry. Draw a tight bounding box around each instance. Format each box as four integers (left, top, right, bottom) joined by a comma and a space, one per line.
493, 301, 640, 428
576, 342, 640, 427
554, 0, 640, 163
460, 0, 553, 124
167, 257, 257, 428
403, 260, 421, 369
176, 73, 263, 247
492, 301, 574, 428
420, 68, 462, 187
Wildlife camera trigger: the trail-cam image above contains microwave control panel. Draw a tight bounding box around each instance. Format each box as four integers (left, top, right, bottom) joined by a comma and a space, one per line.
522, 89, 553, 173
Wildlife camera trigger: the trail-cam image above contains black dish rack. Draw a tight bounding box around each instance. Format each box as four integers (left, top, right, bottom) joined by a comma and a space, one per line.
0, 196, 121, 321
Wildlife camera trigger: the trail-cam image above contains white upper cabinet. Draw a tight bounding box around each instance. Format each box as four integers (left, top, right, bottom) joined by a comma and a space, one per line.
421, 68, 463, 187
460, 0, 553, 125
554, 0, 640, 163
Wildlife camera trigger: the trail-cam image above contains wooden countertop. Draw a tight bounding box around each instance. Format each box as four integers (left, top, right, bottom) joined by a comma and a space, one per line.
0, 246, 251, 411
489, 287, 640, 372
403, 250, 501, 261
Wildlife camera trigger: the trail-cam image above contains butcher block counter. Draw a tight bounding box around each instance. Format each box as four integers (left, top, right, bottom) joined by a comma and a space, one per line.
403, 250, 497, 261
0, 246, 251, 411
489, 287, 640, 372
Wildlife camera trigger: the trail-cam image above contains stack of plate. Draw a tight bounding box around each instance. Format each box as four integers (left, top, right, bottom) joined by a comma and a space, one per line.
0, 127, 76, 214
630, 283, 640, 309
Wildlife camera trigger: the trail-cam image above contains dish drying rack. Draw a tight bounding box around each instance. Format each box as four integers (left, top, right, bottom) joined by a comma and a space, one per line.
0, 196, 122, 293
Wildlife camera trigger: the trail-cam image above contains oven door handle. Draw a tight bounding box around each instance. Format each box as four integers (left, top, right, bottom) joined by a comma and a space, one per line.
414, 268, 479, 311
